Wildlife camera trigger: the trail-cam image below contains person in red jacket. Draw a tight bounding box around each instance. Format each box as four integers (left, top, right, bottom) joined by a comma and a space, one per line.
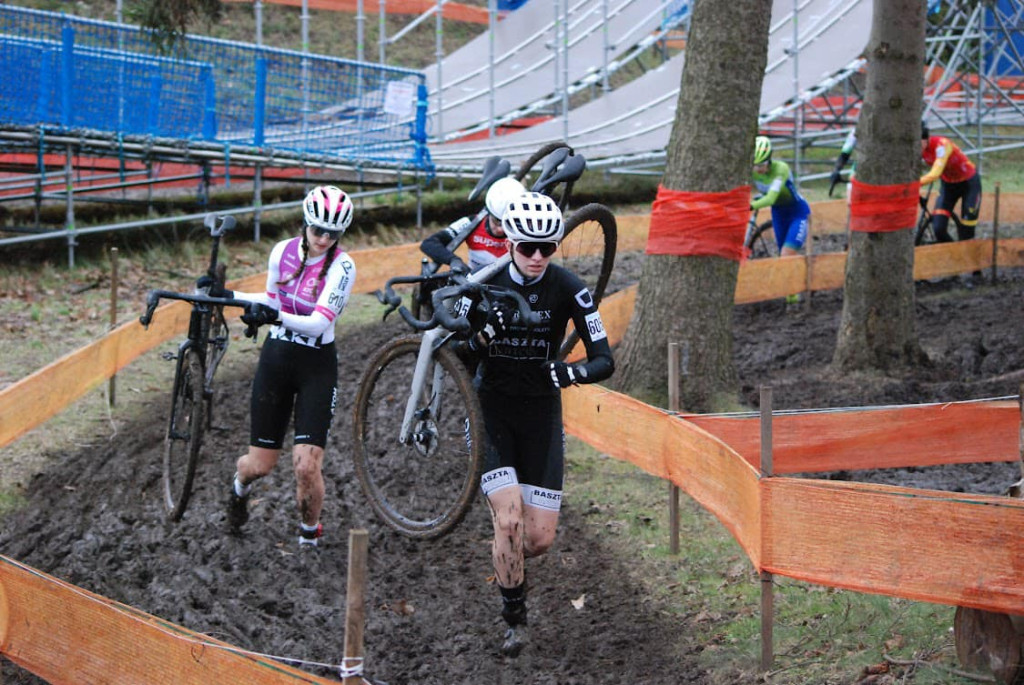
920, 122, 982, 242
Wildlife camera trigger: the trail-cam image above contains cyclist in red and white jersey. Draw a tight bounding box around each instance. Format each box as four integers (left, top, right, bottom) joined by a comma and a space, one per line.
420, 177, 525, 273
213, 185, 357, 548
920, 122, 982, 242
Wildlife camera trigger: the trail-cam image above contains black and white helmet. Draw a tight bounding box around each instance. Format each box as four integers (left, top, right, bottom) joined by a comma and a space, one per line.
303, 185, 354, 234
501, 192, 564, 243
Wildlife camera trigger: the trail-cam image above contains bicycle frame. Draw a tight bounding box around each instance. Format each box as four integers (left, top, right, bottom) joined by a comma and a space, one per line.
398, 254, 512, 446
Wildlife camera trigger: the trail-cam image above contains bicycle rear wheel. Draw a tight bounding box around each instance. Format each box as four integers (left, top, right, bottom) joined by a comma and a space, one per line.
745, 220, 777, 259
556, 203, 617, 359
163, 345, 206, 521
352, 336, 485, 539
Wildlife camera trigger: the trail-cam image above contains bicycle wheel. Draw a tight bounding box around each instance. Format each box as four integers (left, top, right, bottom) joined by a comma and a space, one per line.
352, 336, 485, 539
746, 220, 777, 258
163, 345, 206, 521
915, 211, 936, 246
556, 203, 617, 359
514, 141, 572, 184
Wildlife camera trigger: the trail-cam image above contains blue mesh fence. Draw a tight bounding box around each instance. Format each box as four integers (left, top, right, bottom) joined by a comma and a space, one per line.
0, 5, 432, 171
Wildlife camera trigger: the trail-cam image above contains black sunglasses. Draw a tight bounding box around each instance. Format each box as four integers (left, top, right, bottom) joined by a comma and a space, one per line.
514, 241, 557, 258
308, 224, 341, 239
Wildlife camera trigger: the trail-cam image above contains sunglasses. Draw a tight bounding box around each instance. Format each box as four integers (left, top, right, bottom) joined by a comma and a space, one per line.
308, 225, 341, 239
514, 241, 557, 258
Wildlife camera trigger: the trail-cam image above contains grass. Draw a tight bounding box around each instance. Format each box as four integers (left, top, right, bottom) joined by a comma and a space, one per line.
564, 438, 984, 684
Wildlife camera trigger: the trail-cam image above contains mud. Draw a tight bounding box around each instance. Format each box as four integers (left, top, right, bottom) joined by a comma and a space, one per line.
2, 266, 1023, 684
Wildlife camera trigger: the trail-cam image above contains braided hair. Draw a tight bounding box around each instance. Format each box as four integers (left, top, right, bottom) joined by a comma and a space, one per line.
277, 229, 338, 300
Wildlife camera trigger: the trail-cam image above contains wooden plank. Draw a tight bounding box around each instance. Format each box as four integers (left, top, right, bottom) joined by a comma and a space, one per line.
0, 556, 336, 684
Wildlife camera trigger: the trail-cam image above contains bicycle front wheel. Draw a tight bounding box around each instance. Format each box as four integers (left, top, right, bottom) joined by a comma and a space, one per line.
163, 345, 206, 521
556, 203, 617, 359
746, 220, 777, 259
352, 337, 485, 539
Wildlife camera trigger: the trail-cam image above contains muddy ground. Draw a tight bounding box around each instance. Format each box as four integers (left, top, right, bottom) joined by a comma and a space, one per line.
2, 263, 1023, 684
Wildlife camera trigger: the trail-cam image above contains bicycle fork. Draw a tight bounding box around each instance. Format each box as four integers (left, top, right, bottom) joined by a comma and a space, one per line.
399, 327, 447, 450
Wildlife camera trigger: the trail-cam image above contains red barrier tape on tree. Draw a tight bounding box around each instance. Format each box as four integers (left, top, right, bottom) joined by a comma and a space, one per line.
645, 185, 750, 261
850, 178, 920, 232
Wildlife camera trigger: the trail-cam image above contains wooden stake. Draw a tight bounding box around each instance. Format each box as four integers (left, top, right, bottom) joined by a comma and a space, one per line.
992, 182, 1001, 285
342, 529, 369, 685
667, 341, 680, 555
108, 247, 119, 407
760, 385, 774, 672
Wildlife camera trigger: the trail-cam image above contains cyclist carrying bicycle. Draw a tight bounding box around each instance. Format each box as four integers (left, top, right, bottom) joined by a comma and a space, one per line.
420, 176, 525, 273
920, 121, 982, 243
750, 135, 811, 258
463, 192, 615, 657
214, 185, 357, 548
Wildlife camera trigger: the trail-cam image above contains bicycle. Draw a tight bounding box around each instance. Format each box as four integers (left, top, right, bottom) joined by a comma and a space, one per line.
413, 142, 617, 359
744, 211, 776, 259
139, 213, 260, 521
915, 185, 967, 246
352, 256, 541, 539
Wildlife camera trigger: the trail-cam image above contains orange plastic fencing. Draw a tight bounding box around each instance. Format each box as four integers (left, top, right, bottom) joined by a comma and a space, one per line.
0, 556, 338, 684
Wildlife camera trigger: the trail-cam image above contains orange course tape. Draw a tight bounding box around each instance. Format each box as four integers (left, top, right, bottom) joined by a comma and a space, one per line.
850, 178, 920, 232
645, 185, 750, 261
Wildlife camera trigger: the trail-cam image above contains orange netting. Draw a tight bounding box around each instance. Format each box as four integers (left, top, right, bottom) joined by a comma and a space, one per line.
849, 178, 920, 232
645, 185, 750, 261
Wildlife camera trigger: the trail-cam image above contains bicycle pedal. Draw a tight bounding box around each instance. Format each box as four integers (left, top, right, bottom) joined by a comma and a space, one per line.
161, 352, 178, 361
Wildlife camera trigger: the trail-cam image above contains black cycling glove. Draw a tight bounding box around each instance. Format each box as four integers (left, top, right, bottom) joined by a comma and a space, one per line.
448, 257, 470, 275
545, 361, 587, 389
468, 302, 508, 352
241, 302, 279, 328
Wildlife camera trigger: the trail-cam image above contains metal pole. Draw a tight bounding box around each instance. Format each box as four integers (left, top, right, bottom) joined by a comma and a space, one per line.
759, 385, 774, 672
561, 0, 569, 144
791, 0, 801, 185
379, 0, 387, 65
342, 529, 369, 685
253, 163, 263, 243
255, 0, 263, 46
488, 0, 496, 138
108, 247, 119, 406
65, 144, 75, 268
667, 341, 680, 555
602, 0, 610, 93
436, 0, 444, 148
301, 0, 310, 140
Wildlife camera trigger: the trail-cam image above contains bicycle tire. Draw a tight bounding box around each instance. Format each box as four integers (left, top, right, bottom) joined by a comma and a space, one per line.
352, 336, 485, 539
745, 220, 777, 259
514, 141, 572, 183
556, 203, 617, 359
163, 345, 206, 521
914, 210, 935, 246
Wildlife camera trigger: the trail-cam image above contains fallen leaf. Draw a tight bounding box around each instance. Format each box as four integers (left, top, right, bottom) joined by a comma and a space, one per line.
570, 593, 586, 610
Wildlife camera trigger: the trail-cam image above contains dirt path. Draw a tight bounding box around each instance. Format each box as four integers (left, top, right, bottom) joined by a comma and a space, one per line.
3, 270, 1023, 683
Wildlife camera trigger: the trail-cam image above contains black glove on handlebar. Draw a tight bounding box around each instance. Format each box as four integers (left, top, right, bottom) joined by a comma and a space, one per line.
241, 302, 279, 328
468, 302, 509, 352
448, 257, 470, 275
196, 275, 233, 300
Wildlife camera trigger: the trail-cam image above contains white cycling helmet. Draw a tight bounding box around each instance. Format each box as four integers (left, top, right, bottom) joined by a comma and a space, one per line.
485, 177, 526, 219
303, 185, 354, 234
501, 192, 565, 243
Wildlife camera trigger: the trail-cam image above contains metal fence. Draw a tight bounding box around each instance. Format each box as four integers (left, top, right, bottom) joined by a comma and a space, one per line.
0, 5, 433, 171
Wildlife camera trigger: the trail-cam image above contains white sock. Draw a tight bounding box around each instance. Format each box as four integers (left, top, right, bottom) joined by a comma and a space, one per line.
233, 474, 252, 497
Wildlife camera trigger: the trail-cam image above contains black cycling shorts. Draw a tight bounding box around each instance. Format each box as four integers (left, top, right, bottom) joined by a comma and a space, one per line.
249, 338, 337, 449
479, 390, 564, 492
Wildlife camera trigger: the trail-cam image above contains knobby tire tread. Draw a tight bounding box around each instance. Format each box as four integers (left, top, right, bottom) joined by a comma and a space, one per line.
163, 346, 205, 521
351, 336, 485, 539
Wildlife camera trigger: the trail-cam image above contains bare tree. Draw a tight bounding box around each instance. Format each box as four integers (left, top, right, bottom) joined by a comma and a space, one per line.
832, 0, 927, 371
613, 0, 773, 411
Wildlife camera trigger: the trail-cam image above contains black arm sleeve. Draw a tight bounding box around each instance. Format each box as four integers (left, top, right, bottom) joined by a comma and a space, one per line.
832, 151, 851, 174
420, 227, 457, 265
567, 285, 614, 384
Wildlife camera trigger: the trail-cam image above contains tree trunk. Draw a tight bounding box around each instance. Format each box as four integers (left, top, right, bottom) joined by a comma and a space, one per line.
832, 0, 927, 371
614, 0, 772, 412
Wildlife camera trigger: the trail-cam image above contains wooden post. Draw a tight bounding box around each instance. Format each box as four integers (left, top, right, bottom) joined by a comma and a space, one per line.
759, 385, 774, 672
342, 529, 369, 685
667, 341, 680, 555
991, 182, 1001, 285
65, 144, 76, 268
803, 220, 812, 311
108, 247, 119, 406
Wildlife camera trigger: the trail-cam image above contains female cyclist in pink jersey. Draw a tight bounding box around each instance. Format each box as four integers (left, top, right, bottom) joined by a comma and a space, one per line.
215, 185, 357, 548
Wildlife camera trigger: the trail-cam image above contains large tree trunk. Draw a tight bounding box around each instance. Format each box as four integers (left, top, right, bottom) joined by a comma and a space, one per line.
613, 0, 772, 411
832, 0, 927, 371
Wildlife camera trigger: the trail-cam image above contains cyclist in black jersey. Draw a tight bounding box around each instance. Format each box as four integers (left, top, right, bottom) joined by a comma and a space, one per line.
221, 186, 357, 548
465, 192, 615, 657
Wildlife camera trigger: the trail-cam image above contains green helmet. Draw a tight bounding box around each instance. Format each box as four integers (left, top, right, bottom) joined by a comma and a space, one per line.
753, 136, 772, 164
